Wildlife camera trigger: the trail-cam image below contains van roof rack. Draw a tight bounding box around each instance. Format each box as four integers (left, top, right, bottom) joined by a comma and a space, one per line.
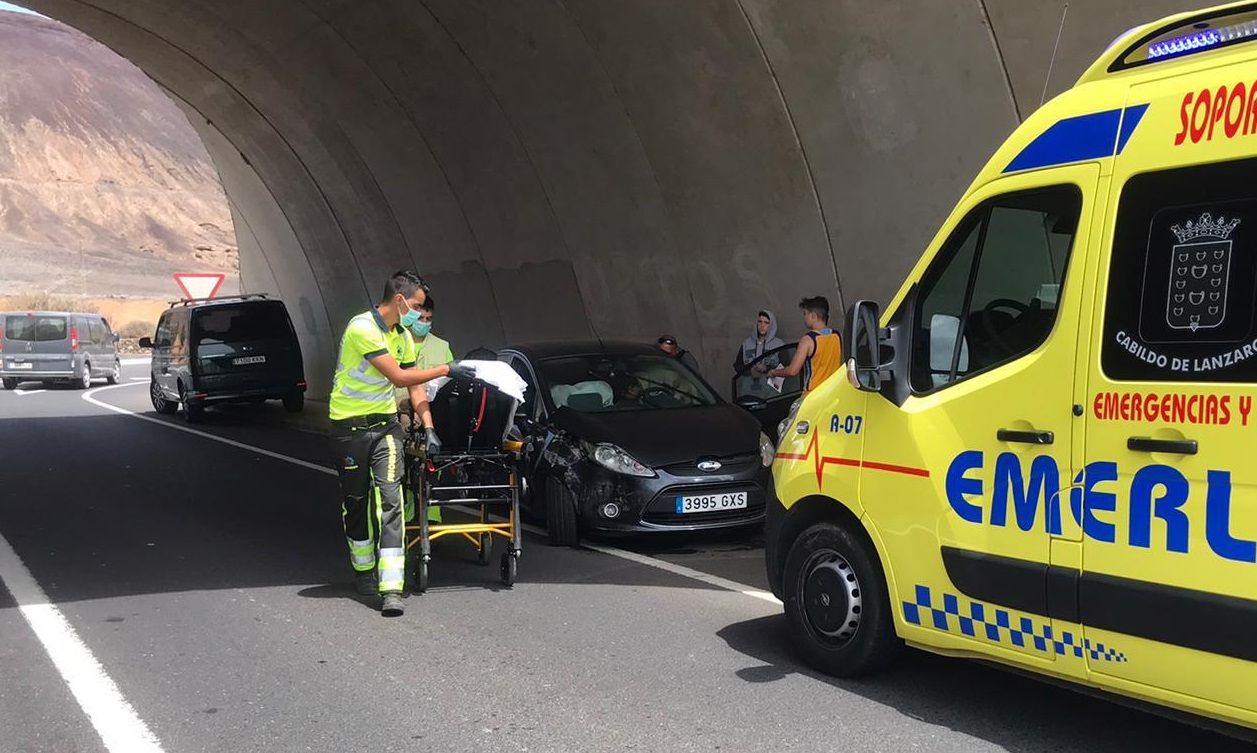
167, 293, 269, 308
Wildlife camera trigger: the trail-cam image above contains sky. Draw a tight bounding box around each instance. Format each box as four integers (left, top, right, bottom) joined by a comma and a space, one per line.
0, 2, 40, 16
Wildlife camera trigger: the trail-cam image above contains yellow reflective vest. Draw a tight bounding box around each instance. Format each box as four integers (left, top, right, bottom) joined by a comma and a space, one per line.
329, 310, 416, 421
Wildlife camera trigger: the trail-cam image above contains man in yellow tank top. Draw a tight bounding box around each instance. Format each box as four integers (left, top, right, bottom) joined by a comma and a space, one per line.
769, 296, 842, 393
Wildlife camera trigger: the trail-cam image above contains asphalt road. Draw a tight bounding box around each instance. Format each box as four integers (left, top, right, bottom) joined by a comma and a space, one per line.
0, 362, 1250, 753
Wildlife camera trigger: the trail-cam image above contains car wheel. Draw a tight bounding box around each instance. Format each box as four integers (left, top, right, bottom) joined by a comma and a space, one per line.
544, 478, 581, 547
782, 522, 902, 677
77, 361, 92, 390
106, 359, 121, 385
180, 383, 205, 424
1, 377, 17, 391
150, 378, 177, 414
282, 391, 304, 413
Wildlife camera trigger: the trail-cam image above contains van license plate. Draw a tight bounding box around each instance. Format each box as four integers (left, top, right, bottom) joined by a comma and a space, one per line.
675, 491, 748, 514
11, 362, 32, 370
232, 355, 266, 366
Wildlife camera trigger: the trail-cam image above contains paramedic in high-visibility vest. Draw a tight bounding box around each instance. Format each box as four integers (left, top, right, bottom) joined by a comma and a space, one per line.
395, 292, 456, 527
769, 296, 843, 393
329, 270, 473, 617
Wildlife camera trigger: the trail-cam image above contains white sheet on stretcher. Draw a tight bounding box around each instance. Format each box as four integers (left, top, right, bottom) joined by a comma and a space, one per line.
424, 360, 528, 404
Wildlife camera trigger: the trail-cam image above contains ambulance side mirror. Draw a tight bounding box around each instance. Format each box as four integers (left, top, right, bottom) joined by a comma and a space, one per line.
844, 300, 892, 392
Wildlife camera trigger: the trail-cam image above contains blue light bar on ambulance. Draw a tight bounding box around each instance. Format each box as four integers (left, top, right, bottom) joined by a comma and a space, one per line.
1147, 19, 1257, 60
1114, 7, 1257, 69
1147, 28, 1223, 59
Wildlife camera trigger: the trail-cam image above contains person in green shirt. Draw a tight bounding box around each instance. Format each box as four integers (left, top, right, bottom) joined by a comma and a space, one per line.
329, 270, 473, 617
412, 293, 454, 370
396, 293, 455, 525
395, 293, 456, 412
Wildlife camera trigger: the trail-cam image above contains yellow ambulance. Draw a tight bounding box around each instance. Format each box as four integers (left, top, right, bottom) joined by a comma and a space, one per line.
767, 1, 1257, 732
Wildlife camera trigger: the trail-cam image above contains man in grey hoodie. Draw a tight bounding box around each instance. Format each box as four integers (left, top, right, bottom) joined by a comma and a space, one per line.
734, 310, 785, 373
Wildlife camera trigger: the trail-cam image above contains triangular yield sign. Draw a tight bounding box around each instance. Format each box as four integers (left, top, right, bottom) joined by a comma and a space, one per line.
173, 273, 225, 300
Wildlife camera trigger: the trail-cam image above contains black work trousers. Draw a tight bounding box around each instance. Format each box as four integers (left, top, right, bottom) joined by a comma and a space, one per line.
332, 416, 406, 593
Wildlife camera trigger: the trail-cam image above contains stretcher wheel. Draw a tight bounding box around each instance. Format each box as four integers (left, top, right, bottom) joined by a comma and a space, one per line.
414, 559, 429, 594
500, 552, 516, 588
477, 533, 493, 566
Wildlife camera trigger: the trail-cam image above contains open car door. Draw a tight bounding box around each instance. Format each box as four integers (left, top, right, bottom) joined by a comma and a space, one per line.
731, 343, 800, 443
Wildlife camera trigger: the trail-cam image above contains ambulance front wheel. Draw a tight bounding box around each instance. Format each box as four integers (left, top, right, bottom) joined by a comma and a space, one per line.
782, 521, 901, 677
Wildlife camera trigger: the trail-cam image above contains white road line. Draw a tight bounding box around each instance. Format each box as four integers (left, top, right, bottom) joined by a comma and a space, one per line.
13, 389, 46, 396
0, 532, 165, 753
81, 383, 780, 605
119, 357, 151, 366
447, 504, 781, 603
129, 377, 149, 382
81, 383, 335, 477
582, 541, 780, 603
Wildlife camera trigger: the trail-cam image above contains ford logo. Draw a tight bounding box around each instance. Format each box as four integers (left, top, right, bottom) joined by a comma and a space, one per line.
697, 460, 722, 472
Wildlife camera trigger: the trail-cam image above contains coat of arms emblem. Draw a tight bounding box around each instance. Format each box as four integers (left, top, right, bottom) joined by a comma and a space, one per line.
1167, 212, 1240, 332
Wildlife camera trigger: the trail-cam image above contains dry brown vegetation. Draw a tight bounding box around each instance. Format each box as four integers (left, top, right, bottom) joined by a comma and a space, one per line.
4, 292, 100, 313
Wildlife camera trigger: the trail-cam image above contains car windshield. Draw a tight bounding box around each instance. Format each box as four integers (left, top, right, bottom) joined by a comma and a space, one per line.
4, 315, 67, 342
539, 353, 717, 412
192, 303, 290, 344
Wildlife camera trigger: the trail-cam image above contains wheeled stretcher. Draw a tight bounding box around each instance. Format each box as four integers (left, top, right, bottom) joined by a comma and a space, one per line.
402, 376, 523, 591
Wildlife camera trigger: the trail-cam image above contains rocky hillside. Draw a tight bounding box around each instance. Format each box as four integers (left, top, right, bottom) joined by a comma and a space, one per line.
0, 9, 235, 298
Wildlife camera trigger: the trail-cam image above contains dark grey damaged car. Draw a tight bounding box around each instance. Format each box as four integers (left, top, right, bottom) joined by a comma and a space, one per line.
498, 342, 776, 546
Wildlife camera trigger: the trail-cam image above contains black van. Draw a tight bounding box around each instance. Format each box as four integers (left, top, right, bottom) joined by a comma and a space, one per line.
140, 295, 305, 422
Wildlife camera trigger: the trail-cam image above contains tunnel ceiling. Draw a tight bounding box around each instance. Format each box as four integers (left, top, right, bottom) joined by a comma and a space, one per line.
23, 0, 1191, 394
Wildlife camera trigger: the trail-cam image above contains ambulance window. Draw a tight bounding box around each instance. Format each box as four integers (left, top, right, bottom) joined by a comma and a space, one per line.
1103, 156, 1257, 382
910, 186, 1081, 393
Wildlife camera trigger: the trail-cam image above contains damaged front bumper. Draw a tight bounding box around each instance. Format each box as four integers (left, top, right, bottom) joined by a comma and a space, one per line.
553, 457, 771, 534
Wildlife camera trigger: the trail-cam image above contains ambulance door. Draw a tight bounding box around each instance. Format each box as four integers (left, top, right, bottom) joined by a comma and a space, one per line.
861, 166, 1095, 671
1081, 73, 1257, 720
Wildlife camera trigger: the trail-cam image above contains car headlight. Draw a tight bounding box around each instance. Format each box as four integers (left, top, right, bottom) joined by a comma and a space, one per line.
759, 431, 775, 467
584, 441, 656, 478
777, 396, 803, 441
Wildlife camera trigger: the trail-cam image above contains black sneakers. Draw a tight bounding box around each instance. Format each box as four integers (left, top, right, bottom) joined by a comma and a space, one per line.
354, 571, 377, 596
381, 592, 405, 617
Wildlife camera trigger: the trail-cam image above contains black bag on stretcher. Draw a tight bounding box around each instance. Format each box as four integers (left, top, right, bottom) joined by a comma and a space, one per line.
429, 377, 519, 454
407, 374, 525, 592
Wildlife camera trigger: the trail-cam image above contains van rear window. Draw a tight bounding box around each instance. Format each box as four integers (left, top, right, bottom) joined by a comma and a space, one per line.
192, 303, 291, 344
3, 315, 67, 342
1103, 156, 1257, 382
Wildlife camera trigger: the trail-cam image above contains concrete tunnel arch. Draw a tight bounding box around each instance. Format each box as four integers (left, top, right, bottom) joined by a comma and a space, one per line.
20, 0, 1193, 397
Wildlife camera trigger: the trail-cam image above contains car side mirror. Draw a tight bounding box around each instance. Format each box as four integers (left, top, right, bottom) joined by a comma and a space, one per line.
113, 333, 120, 344
138, 336, 153, 349
844, 300, 894, 392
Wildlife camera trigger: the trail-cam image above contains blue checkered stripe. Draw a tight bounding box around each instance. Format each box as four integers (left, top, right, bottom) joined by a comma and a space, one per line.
902, 585, 1127, 663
